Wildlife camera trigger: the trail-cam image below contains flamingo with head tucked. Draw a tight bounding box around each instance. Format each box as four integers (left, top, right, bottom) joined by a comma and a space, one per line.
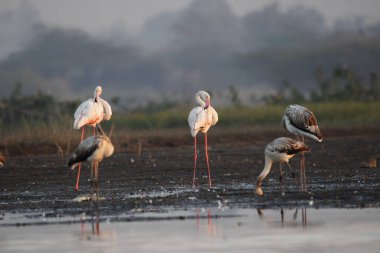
72, 85, 112, 191
188, 91, 218, 187
282, 104, 322, 191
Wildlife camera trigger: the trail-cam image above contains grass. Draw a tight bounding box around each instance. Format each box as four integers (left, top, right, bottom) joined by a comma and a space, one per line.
0, 101, 379, 156
110, 101, 380, 130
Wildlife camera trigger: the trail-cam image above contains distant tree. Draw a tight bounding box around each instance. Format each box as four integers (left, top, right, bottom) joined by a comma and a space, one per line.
261, 80, 305, 105
369, 72, 380, 100
261, 93, 285, 105
249, 93, 258, 105
0, 83, 76, 125
283, 80, 305, 104
10, 82, 22, 102
311, 66, 380, 102
228, 85, 241, 107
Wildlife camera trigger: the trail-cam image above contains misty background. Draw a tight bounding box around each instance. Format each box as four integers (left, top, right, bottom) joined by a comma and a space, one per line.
1, 0, 380, 108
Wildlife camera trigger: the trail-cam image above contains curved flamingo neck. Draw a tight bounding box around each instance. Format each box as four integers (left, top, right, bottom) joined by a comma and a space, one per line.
196, 95, 206, 108
195, 91, 210, 109
94, 90, 101, 102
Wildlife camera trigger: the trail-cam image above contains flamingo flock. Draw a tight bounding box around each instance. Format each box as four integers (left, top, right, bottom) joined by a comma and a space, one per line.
66, 85, 322, 197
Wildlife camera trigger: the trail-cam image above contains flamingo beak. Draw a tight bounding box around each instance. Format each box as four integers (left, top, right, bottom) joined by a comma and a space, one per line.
205, 97, 210, 108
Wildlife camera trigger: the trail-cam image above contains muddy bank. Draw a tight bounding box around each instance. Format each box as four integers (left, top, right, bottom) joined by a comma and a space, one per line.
1, 126, 379, 156
0, 131, 379, 222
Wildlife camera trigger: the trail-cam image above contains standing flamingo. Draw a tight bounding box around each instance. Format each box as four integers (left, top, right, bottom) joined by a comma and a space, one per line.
68, 125, 114, 192
188, 91, 218, 187
255, 137, 309, 196
72, 85, 112, 191
282, 104, 322, 191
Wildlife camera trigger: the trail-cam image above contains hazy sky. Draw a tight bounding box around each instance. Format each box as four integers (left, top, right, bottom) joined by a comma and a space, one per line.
4, 0, 380, 35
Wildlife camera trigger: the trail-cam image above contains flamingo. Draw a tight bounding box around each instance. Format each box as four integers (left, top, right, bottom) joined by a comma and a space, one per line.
282, 104, 322, 191
188, 91, 218, 187
255, 137, 309, 196
72, 85, 112, 191
68, 125, 114, 192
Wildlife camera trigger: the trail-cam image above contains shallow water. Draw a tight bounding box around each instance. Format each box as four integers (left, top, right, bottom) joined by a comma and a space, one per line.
1, 208, 379, 253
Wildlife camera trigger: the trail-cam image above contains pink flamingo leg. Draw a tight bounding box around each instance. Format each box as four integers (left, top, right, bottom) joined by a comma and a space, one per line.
192, 137, 198, 187
74, 127, 85, 191
279, 162, 285, 193
301, 136, 307, 191
93, 126, 97, 186
302, 153, 305, 191
205, 132, 212, 187
298, 136, 307, 192
74, 165, 81, 191
81, 127, 85, 142
296, 135, 305, 191
95, 162, 99, 193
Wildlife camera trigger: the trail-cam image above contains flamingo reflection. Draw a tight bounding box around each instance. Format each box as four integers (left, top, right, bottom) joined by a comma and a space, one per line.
196, 208, 217, 235
293, 208, 307, 227
257, 208, 307, 227
79, 202, 114, 240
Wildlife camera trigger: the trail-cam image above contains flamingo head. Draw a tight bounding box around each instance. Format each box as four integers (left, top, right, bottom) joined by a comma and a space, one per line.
205, 95, 210, 109
94, 86, 102, 101
195, 91, 211, 109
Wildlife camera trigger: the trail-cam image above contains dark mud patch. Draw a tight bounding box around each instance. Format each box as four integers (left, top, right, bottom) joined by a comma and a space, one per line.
0, 131, 379, 224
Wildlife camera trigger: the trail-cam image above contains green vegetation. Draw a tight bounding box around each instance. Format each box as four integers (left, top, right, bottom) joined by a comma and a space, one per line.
0, 66, 379, 155
111, 101, 380, 130
0, 67, 379, 132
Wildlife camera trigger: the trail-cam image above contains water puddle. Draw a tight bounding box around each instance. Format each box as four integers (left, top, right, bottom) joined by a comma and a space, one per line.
125, 186, 196, 199
0, 208, 379, 252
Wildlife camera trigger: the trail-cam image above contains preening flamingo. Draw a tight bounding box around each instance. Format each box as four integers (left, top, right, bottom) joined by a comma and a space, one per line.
282, 104, 322, 191
68, 125, 114, 191
72, 85, 112, 191
188, 91, 218, 187
255, 137, 309, 196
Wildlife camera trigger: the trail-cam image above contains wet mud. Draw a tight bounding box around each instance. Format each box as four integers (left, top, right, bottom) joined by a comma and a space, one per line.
0, 130, 379, 225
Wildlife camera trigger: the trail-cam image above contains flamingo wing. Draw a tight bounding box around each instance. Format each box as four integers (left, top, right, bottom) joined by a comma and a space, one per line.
99, 98, 112, 121
68, 137, 99, 167
73, 99, 104, 129
268, 137, 309, 155
188, 106, 205, 137
285, 105, 323, 140
209, 106, 218, 126
73, 99, 92, 129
